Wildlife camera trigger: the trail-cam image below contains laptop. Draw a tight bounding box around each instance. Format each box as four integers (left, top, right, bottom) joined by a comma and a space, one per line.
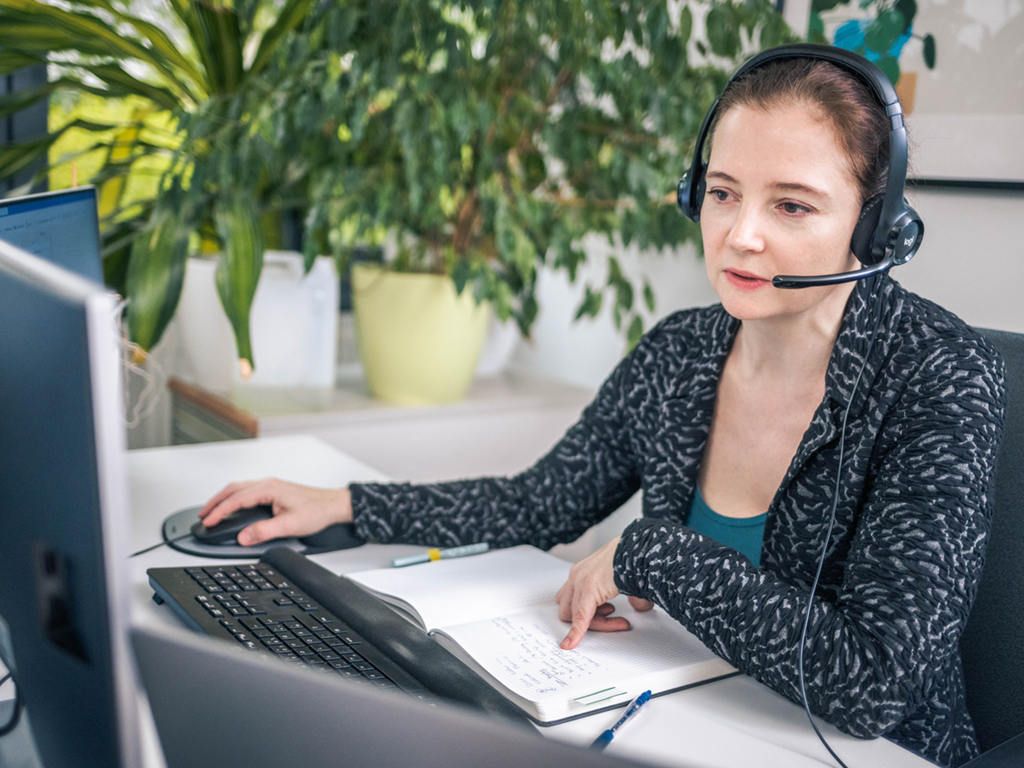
0, 187, 102, 282
132, 622, 650, 768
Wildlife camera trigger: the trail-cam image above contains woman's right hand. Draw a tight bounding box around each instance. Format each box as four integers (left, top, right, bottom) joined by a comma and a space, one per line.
198, 478, 353, 546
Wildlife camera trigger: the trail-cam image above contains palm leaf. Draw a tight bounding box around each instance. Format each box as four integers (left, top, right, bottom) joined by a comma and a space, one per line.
214, 193, 264, 367
0, 0, 195, 96
126, 206, 190, 351
0, 134, 55, 180
0, 49, 44, 75
193, 0, 244, 95
246, 0, 314, 80
81, 63, 183, 111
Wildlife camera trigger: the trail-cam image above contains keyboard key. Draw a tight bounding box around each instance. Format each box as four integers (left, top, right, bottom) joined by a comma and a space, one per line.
229, 607, 248, 616
252, 629, 272, 638
283, 620, 303, 630
204, 585, 224, 594
286, 640, 305, 649
319, 651, 340, 661
194, 595, 210, 605
239, 618, 263, 631
274, 598, 294, 606
207, 608, 224, 618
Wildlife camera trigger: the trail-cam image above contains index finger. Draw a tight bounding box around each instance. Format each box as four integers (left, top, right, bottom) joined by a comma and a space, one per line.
200, 484, 265, 528
560, 596, 599, 651
199, 482, 250, 520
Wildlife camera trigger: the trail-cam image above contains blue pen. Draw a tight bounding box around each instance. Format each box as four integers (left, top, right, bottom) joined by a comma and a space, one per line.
589, 690, 652, 751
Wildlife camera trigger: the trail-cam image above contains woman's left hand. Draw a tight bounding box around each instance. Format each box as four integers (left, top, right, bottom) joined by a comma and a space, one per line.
555, 536, 654, 650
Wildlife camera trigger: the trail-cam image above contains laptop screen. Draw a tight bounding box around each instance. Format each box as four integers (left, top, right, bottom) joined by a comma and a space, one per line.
0, 187, 102, 283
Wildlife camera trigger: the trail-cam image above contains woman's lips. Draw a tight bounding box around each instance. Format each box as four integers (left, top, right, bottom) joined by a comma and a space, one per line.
724, 269, 770, 290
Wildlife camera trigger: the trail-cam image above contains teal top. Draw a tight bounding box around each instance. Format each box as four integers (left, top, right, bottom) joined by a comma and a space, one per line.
685, 486, 766, 567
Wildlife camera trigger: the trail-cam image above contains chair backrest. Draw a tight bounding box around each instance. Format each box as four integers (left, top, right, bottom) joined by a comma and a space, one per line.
960, 328, 1024, 752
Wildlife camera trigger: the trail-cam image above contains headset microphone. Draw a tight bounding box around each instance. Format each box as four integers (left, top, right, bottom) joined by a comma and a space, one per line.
772, 255, 897, 289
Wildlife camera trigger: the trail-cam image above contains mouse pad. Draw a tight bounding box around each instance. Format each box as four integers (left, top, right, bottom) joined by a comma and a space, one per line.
162, 506, 308, 559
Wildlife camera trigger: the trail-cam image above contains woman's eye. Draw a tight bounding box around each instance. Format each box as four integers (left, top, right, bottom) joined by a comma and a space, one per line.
780, 201, 809, 214
709, 189, 730, 202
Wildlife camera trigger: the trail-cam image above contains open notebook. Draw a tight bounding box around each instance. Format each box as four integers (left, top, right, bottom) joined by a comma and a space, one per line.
345, 545, 737, 724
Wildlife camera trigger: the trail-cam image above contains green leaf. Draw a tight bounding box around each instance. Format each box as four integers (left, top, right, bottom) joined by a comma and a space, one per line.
0, 134, 54, 181
574, 286, 603, 320
864, 9, 905, 54
626, 315, 643, 350
677, 6, 693, 46
81, 63, 181, 111
0, 49, 44, 75
643, 280, 655, 312
875, 55, 900, 86
214, 194, 265, 368
247, 0, 314, 82
706, 5, 739, 59
894, 0, 917, 32
126, 208, 190, 351
923, 34, 936, 69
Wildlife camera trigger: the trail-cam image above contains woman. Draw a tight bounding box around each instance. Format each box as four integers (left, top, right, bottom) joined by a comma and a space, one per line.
200, 48, 1005, 767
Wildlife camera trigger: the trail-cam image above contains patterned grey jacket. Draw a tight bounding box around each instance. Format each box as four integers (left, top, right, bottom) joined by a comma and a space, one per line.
351, 274, 1006, 768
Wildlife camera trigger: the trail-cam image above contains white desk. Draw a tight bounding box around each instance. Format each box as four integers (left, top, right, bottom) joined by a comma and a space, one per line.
123, 435, 934, 768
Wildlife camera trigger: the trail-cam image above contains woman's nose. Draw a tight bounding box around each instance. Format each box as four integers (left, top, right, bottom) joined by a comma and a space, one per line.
725, 203, 766, 253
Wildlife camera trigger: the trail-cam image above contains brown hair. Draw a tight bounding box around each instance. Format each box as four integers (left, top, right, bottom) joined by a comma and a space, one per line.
709, 58, 892, 204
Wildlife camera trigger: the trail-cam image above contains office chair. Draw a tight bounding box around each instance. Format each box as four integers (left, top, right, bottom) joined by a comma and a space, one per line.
959, 328, 1024, 758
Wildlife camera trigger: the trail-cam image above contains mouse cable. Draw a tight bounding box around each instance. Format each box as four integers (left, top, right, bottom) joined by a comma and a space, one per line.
798, 283, 885, 768
0, 647, 22, 738
129, 531, 193, 558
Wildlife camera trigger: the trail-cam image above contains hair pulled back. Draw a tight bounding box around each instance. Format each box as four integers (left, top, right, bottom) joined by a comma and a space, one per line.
710, 58, 893, 205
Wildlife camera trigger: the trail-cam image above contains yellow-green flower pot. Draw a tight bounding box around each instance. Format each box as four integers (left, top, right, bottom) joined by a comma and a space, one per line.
352, 264, 490, 405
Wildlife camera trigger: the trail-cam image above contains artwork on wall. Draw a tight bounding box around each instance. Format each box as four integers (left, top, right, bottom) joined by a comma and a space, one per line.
783, 0, 1024, 188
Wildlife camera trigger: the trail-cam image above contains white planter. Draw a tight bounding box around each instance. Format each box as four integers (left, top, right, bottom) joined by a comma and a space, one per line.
174, 251, 339, 391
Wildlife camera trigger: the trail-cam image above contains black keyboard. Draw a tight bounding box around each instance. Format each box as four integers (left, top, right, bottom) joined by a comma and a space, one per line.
147, 562, 436, 702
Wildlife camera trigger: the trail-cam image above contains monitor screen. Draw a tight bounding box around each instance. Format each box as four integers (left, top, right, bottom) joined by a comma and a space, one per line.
0, 241, 139, 768
0, 187, 102, 283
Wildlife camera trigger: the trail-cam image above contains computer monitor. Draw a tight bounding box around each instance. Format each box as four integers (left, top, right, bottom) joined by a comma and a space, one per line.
0, 240, 139, 768
0, 187, 102, 283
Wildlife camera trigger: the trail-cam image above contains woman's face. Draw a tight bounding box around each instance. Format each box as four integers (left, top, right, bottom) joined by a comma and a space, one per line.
700, 103, 864, 323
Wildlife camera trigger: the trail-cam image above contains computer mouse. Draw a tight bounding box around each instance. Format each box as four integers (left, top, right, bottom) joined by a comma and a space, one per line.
191, 505, 274, 546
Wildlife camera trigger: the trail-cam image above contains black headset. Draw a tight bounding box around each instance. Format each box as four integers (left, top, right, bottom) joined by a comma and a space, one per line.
676, 44, 924, 289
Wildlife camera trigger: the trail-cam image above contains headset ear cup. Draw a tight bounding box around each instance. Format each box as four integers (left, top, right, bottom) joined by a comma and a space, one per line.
693, 170, 706, 220
850, 195, 884, 265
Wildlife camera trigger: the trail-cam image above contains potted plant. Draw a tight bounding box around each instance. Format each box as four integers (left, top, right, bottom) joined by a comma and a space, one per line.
0, 0, 321, 376
0, 0, 792, 401
286, 0, 792, 403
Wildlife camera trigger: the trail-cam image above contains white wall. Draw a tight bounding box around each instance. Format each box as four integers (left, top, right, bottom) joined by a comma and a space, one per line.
512, 187, 1024, 392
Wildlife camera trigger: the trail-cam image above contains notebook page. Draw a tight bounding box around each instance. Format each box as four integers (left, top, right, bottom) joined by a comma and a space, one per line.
435, 596, 732, 719
346, 545, 572, 629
